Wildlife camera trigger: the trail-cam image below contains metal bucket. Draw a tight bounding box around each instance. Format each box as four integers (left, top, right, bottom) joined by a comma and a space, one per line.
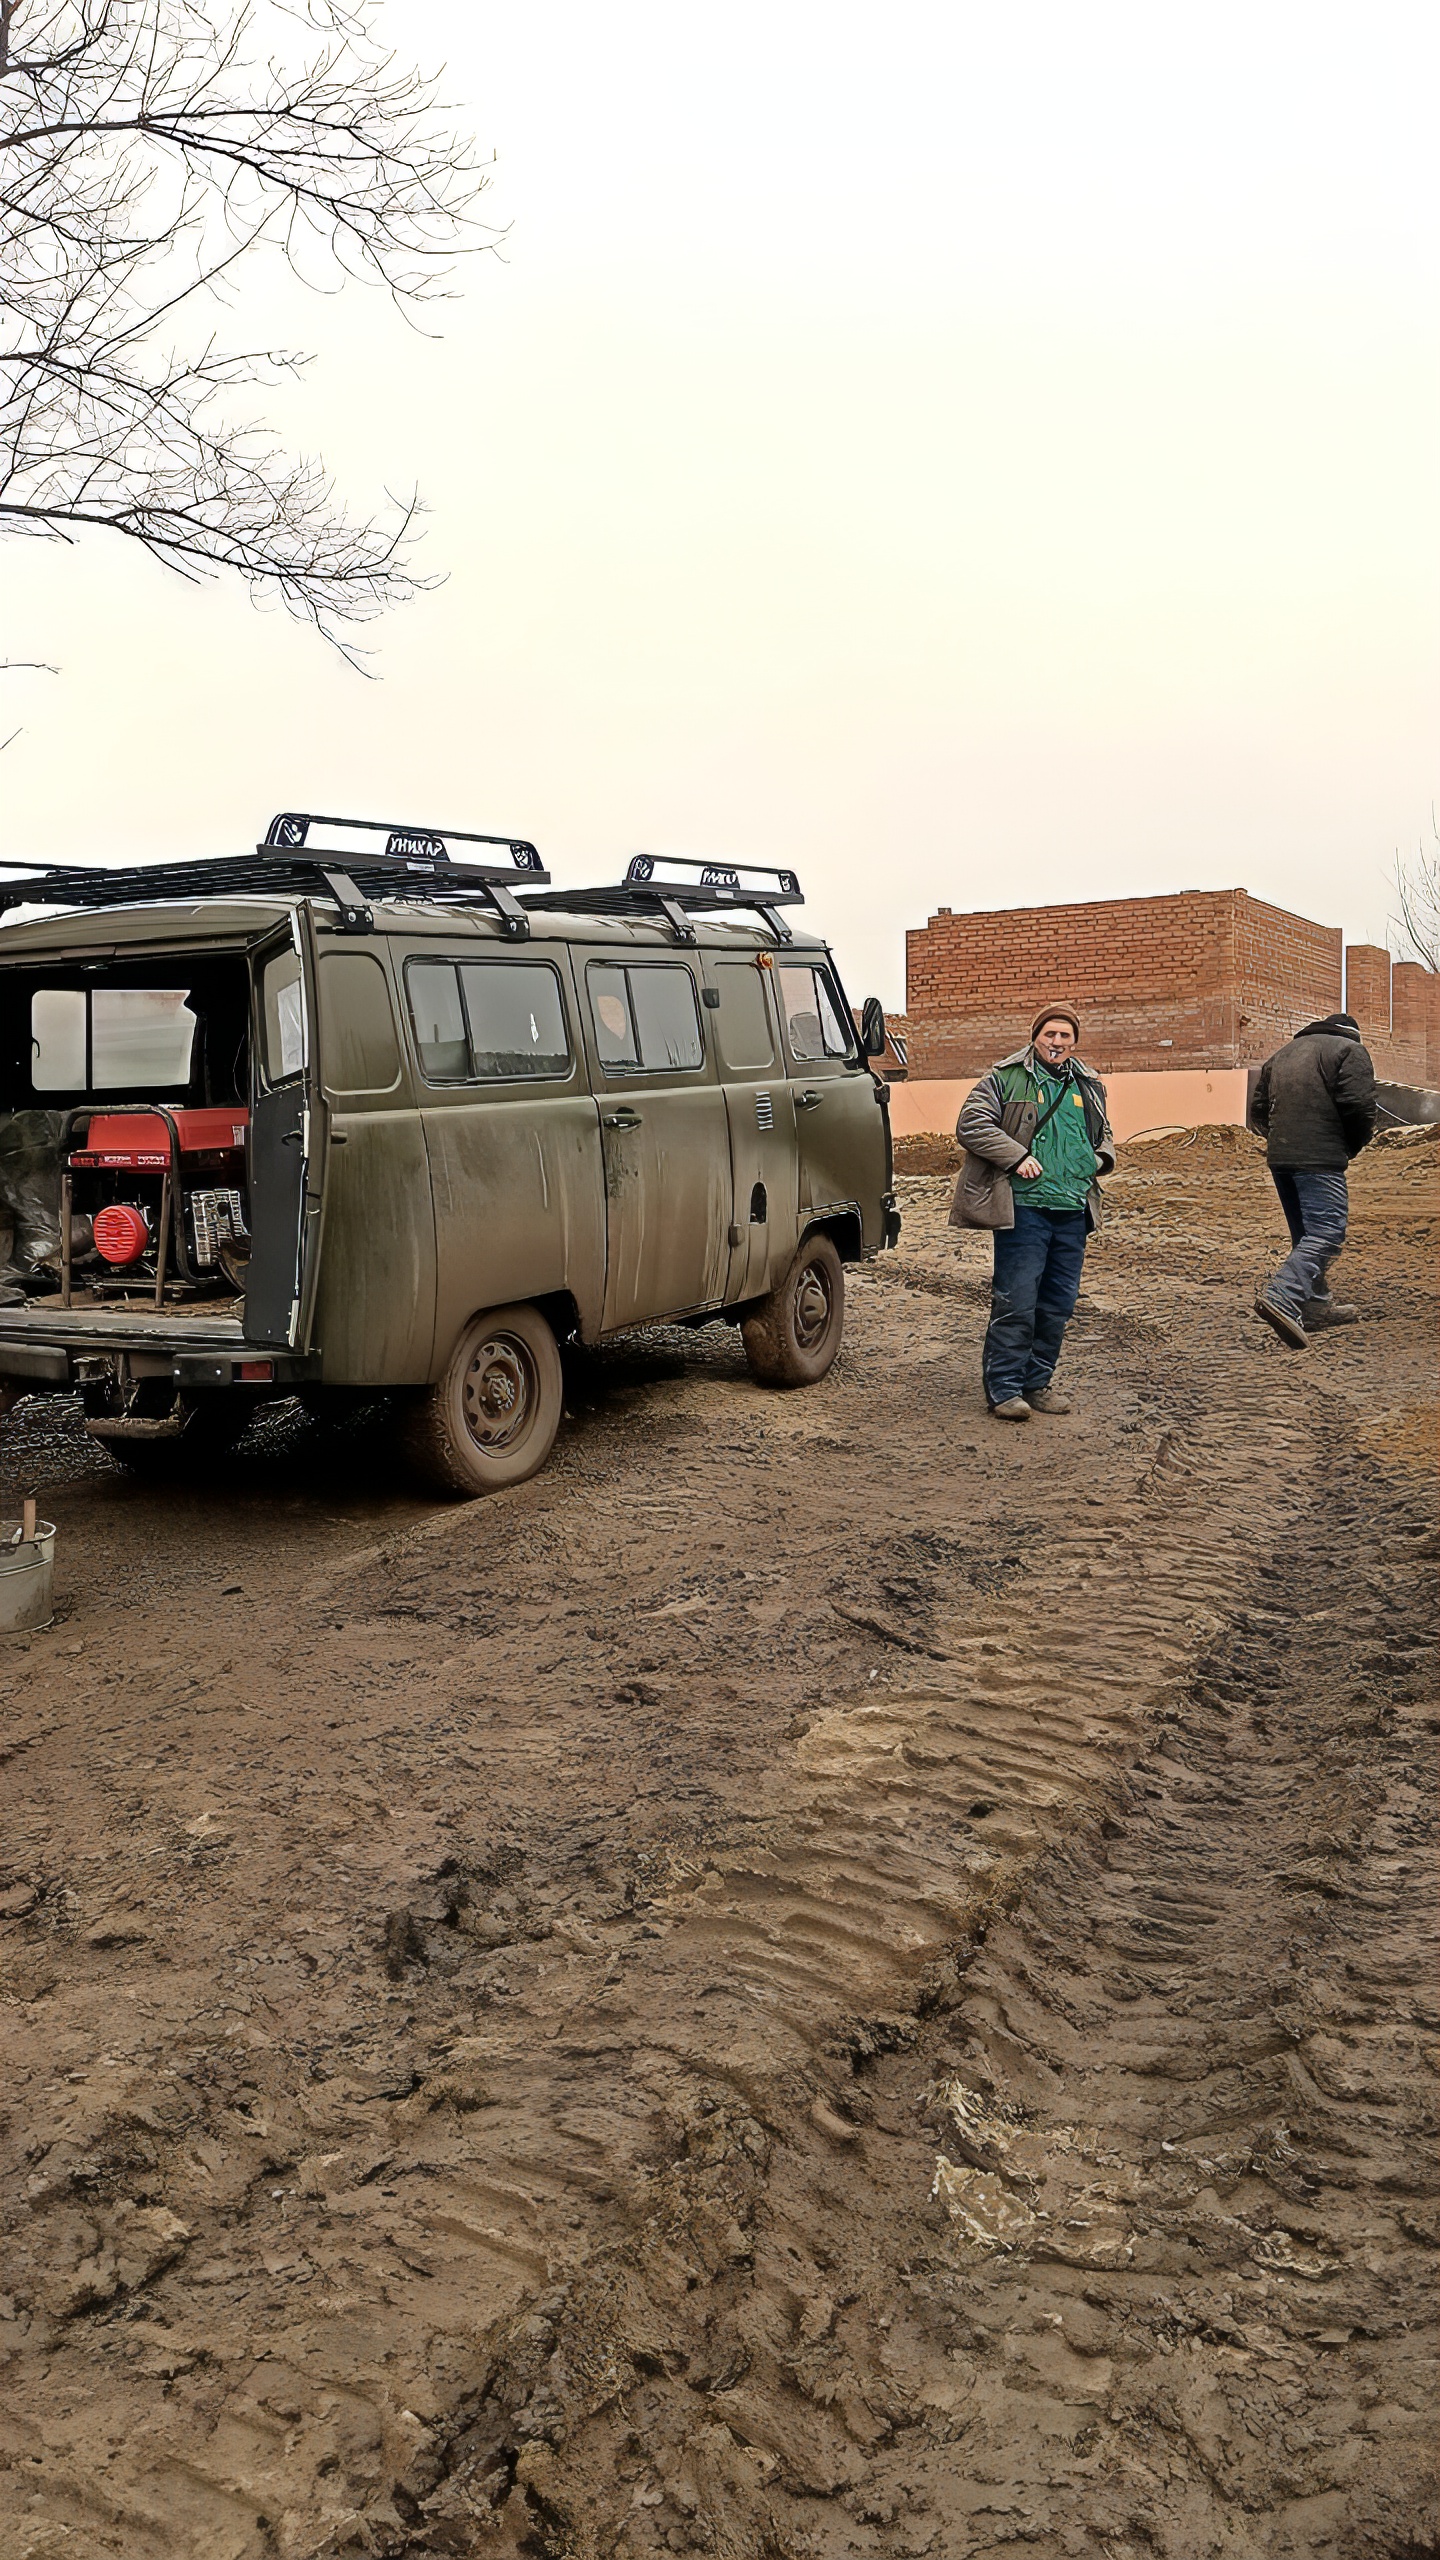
0, 1520, 56, 1634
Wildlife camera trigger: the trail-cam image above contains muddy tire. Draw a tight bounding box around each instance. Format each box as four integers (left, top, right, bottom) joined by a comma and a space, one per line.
741, 1233, 845, 1387
402, 1304, 563, 1498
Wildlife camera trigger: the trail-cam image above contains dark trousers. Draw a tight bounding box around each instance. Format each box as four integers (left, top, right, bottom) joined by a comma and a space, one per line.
982, 1204, 1089, 1407
1268, 1167, 1348, 1317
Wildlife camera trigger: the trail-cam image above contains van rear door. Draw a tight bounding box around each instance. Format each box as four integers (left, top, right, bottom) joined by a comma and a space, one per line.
245, 913, 327, 1348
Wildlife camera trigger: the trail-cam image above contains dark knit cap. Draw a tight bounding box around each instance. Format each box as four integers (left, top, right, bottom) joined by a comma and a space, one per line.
1030, 1003, 1080, 1042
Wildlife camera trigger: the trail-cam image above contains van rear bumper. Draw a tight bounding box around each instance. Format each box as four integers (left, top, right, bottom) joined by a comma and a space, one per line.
0, 1309, 319, 1392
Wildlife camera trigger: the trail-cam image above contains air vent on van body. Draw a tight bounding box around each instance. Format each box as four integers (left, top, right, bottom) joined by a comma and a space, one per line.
755, 1090, 774, 1130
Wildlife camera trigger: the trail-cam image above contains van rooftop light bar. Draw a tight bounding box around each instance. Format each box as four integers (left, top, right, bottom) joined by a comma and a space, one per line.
523, 852, 804, 945
0, 813, 550, 940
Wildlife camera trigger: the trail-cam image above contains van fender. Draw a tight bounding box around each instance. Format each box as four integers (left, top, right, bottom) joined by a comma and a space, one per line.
427, 1289, 579, 1382
802, 1204, 863, 1262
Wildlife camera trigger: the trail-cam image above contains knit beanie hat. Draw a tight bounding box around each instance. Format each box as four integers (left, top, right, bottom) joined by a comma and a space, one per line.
1030, 1003, 1080, 1043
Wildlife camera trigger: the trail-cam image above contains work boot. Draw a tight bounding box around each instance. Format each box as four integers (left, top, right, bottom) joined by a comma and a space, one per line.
1254, 1290, 1307, 1350
1027, 1387, 1071, 1414
989, 1397, 1032, 1421
1305, 1299, 1359, 1328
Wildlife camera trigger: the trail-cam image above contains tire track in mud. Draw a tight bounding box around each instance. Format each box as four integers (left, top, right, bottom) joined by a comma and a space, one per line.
899, 1453, 1438, 2560
371, 1377, 1346, 2553
1, 1166, 1434, 2560
390, 1358, 1434, 2560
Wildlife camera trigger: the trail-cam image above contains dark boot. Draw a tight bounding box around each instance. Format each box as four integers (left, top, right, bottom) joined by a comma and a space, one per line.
1255, 1290, 1308, 1349
1305, 1298, 1358, 1328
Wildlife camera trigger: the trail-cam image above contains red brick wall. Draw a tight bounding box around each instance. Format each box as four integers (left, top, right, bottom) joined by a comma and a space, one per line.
1351, 951, 1438, 1085
1232, 896, 1344, 1065
1344, 945, 1392, 1049
1391, 963, 1440, 1084
905, 889, 1342, 1078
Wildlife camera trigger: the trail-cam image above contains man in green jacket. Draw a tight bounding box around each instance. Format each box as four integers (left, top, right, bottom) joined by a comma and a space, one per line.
951, 1006, 1115, 1421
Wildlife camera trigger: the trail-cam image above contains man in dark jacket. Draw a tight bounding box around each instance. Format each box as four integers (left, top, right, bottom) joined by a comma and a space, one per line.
952, 1005, 1115, 1420
1250, 1012, 1376, 1348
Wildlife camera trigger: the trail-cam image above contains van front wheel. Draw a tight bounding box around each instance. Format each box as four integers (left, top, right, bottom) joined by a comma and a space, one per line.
741, 1234, 845, 1387
403, 1305, 563, 1497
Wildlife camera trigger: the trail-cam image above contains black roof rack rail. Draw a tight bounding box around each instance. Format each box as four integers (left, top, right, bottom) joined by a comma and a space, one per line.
522, 853, 803, 945
0, 812, 550, 941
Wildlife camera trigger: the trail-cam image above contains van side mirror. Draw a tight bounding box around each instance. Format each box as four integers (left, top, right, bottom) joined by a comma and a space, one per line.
860, 996, 887, 1058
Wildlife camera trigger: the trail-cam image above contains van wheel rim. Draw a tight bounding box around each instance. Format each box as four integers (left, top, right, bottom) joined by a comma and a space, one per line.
793, 1264, 833, 1350
462, 1334, 536, 1450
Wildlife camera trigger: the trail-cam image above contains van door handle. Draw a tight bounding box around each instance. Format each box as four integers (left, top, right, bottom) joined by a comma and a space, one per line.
796, 1089, 822, 1111
603, 1108, 643, 1130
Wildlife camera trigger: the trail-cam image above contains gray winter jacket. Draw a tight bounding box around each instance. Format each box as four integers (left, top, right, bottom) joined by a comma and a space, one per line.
1251, 1017, 1377, 1169
950, 1048, 1116, 1233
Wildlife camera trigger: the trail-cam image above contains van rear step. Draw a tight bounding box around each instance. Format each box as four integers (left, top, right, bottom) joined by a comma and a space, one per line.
0, 1307, 317, 1390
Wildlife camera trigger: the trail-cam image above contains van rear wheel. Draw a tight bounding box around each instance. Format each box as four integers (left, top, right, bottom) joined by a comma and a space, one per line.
741, 1233, 845, 1387
402, 1305, 563, 1498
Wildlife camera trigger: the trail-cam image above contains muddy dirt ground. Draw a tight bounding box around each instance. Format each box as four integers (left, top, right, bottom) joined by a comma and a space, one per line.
1, 1127, 1436, 2560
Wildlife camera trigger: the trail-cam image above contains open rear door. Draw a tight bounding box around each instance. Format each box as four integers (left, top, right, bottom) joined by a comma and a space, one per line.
245, 911, 327, 1348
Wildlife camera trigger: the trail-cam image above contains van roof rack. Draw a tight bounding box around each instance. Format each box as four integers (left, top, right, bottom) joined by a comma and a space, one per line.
522, 853, 803, 945
0, 813, 551, 941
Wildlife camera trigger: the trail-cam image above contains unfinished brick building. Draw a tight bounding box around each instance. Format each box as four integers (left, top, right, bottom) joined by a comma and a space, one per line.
905, 889, 1440, 1085
1343, 944, 1440, 1086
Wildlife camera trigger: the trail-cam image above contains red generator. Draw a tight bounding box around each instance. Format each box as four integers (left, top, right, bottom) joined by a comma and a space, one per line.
64, 1107, 250, 1300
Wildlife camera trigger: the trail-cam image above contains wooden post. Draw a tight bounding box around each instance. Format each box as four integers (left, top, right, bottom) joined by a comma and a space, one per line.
60, 1168, 73, 1309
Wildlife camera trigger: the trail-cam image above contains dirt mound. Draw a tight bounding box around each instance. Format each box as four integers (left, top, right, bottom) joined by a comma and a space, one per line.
893, 1131, 961, 1175
1378, 1118, 1440, 1148
1119, 1120, 1264, 1162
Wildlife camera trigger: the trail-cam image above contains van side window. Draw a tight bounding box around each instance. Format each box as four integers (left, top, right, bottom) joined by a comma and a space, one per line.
630, 967, 703, 1070
406, 960, 572, 1084
408, 963, 468, 1081
261, 947, 308, 1083
460, 963, 571, 1080
778, 963, 853, 1064
587, 965, 638, 1067
587, 962, 703, 1073
713, 963, 776, 1072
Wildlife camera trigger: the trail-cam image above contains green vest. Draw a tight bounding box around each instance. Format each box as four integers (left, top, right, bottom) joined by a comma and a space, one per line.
1007, 1062, 1098, 1211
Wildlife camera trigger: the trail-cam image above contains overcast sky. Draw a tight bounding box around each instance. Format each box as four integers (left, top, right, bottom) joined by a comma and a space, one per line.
4, 0, 1436, 1008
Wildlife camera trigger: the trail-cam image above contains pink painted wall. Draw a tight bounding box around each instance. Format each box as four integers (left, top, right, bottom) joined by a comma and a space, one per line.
888, 1068, 1253, 1144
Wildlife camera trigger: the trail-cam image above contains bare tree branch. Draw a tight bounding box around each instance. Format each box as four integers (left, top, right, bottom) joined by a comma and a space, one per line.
1390, 812, 1440, 974
0, 0, 495, 652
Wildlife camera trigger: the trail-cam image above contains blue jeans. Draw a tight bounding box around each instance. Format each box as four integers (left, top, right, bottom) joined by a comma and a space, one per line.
983, 1204, 1089, 1407
1268, 1168, 1348, 1318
